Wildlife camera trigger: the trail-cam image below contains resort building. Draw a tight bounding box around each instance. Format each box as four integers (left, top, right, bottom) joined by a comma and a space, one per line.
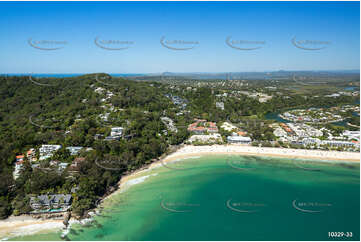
30, 194, 72, 211
227, 136, 252, 144
66, 146, 83, 156
188, 133, 223, 144
39, 145, 62, 161
161, 117, 178, 133
188, 119, 219, 134
321, 140, 357, 148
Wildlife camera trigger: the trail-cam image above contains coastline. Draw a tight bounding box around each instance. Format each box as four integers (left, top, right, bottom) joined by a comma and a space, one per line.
104, 144, 360, 202
1, 145, 359, 240
0, 215, 66, 240
162, 145, 360, 163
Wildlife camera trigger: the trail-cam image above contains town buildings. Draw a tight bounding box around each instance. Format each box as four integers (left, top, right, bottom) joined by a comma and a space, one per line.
30, 194, 72, 212
187, 119, 218, 134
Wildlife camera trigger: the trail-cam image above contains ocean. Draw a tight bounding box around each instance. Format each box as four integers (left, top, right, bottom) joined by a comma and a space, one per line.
11, 155, 360, 241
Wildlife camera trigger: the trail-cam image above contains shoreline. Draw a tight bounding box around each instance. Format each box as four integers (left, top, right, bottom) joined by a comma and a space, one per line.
104, 144, 360, 202
162, 145, 360, 163
1, 145, 359, 240
0, 215, 66, 240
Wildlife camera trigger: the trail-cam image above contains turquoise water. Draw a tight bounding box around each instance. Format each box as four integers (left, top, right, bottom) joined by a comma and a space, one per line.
11, 155, 360, 241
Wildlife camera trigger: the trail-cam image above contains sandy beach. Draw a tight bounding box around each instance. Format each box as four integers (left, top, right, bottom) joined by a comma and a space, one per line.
0, 215, 65, 240
161, 145, 360, 163
1, 145, 359, 240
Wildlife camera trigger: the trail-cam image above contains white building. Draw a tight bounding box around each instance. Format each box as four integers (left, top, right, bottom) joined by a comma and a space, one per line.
66, 146, 83, 156
322, 140, 356, 147
188, 134, 222, 143
301, 138, 321, 146
39, 145, 62, 160
216, 102, 225, 110
110, 127, 124, 137
273, 127, 287, 137
13, 161, 24, 179
221, 122, 238, 132
227, 136, 252, 144
343, 130, 360, 141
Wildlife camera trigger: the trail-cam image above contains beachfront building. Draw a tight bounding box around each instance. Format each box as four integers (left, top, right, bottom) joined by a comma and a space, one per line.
39, 145, 62, 161
321, 140, 358, 148
227, 135, 252, 144
301, 138, 322, 146
188, 133, 223, 144
30, 194, 72, 212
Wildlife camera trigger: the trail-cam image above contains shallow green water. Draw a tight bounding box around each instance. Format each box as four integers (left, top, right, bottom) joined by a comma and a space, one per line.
12, 155, 360, 241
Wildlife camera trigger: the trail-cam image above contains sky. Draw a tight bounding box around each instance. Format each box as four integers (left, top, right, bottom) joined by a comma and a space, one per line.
0, 1, 359, 74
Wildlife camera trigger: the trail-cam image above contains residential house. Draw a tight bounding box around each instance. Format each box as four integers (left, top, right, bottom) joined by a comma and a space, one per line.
66, 146, 83, 156
39, 145, 62, 161
26, 148, 37, 162
110, 127, 124, 137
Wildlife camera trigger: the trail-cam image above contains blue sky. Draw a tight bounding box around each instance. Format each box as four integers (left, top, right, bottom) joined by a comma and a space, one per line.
0, 1, 359, 73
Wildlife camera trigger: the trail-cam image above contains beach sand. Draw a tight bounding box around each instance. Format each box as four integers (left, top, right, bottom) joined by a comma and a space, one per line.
1, 145, 359, 240
0, 215, 65, 240
162, 145, 360, 163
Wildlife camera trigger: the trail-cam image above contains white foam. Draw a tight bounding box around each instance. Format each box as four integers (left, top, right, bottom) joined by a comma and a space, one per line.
7, 221, 64, 238
120, 173, 158, 192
